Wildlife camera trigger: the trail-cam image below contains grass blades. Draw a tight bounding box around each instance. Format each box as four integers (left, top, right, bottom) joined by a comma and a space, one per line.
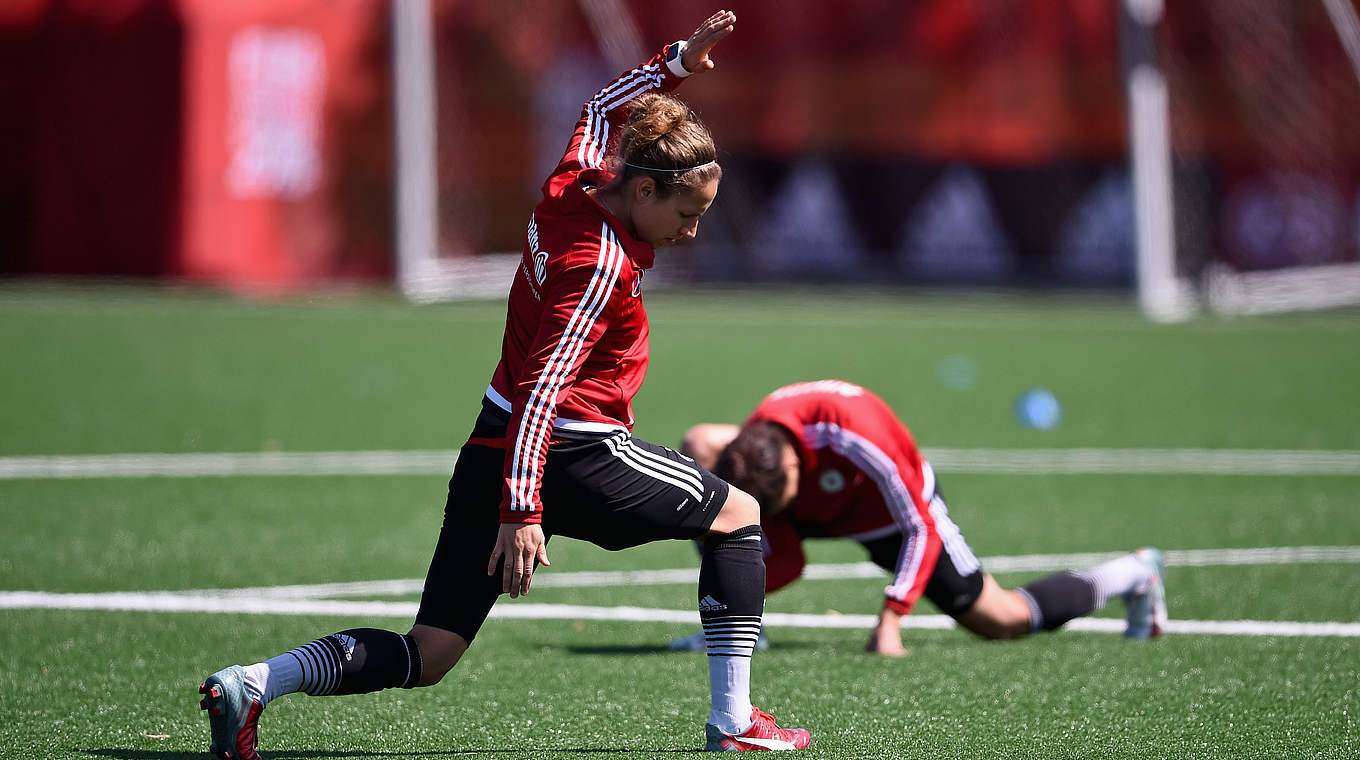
1, 285, 1357, 758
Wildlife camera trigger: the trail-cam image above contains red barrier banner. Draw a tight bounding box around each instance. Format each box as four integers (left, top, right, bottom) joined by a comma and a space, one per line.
178, 0, 391, 290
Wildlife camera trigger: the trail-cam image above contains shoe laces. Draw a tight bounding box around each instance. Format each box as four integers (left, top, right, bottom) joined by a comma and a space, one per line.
748, 706, 795, 738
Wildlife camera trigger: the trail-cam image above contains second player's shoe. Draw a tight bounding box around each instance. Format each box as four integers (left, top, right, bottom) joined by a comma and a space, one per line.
705, 706, 810, 751
1123, 547, 1168, 639
199, 664, 265, 760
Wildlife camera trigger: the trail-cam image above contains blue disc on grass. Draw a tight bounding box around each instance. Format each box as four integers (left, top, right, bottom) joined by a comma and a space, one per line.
1015, 387, 1062, 430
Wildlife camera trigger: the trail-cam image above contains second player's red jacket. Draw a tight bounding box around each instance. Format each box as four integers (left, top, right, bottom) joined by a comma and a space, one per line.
481, 43, 694, 524
747, 380, 943, 615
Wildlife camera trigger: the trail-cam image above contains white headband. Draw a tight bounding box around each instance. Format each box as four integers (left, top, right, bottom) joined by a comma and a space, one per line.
623, 160, 717, 174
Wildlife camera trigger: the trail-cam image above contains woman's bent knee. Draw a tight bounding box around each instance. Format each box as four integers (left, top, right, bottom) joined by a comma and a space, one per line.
408, 624, 469, 686
956, 582, 1033, 640
705, 486, 760, 536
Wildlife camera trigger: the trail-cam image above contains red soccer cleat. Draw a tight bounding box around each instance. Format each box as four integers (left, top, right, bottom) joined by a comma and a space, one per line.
705, 706, 811, 751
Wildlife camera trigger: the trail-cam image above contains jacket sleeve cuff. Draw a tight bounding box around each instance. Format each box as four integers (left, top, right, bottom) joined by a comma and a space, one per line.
499, 508, 543, 525
885, 596, 915, 616
664, 40, 693, 78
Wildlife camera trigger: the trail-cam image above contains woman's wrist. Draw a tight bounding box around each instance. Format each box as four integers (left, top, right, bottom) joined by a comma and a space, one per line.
665, 40, 693, 78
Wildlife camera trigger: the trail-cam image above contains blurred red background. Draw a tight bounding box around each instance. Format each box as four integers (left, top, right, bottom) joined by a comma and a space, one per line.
2, 0, 1356, 290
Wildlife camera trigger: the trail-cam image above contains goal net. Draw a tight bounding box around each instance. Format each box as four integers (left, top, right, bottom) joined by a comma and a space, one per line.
395, 0, 1360, 315
1129, 0, 1360, 319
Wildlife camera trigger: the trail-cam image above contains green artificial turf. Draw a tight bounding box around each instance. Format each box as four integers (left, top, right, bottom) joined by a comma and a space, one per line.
2, 612, 1355, 759
1, 284, 1357, 758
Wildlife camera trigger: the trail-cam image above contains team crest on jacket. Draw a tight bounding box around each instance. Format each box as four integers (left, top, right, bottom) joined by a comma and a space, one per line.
631, 269, 644, 297
818, 469, 846, 493
533, 250, 548, 285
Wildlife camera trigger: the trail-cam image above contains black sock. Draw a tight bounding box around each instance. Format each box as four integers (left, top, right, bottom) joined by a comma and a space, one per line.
294, 628, 423, 696
698, 524, 766, 656
1018, 573, 1097, 632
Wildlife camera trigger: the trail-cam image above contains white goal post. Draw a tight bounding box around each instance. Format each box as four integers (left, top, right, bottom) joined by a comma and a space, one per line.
392, 0, 444, 302
390, 0, 645, 303
392, 0, 518, 302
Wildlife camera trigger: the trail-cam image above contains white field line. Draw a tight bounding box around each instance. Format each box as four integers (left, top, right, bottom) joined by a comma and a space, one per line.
4, 447, 1360, 479
1, 592, 1356, 638
929, 448, 1360, 475
3, 545, 1358, 638
115, 546, 1360, 600
0, 451, 460, 479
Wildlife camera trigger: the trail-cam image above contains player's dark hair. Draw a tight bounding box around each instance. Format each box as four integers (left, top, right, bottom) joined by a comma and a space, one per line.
713, 422, 793, 515
616, 92, 721, 197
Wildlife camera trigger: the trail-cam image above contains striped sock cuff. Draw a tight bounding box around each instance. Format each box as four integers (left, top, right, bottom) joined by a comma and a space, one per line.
289, 635, 346, 696
703, 615, 763, 658
1076, 553, 1154, 609
1075, 570, 1119, 609
1015, 588, 1044, 633
398, 632, 422, 689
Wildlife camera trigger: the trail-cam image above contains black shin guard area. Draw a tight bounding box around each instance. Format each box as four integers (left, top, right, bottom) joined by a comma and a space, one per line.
698, 524, 766, 619
1021, 573, 1097, 631
329, 628, 423, 695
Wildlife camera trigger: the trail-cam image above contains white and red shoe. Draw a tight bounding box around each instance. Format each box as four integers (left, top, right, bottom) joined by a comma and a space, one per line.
199, 665, 264, 760
1123, 547, 1168, 639
705, 706, 811, 751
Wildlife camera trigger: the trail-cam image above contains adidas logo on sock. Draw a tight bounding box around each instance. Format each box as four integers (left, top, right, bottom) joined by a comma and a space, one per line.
334, 634, 357, 662
698, 594, 728, 612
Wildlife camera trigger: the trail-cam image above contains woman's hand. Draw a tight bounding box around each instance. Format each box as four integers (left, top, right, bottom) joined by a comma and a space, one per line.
682, 9, 736, 74
864, 608, 910, 657
487, 522, 551, 598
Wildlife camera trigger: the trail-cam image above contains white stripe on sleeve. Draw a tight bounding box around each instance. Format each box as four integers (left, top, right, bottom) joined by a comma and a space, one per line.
805, 422, 930, 603
508, 225, 624, 511
577, 65, 663, 169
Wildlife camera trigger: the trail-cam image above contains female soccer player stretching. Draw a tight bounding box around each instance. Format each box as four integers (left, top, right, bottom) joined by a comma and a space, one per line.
197, 10, 809, 756
673, 380, 1168, 656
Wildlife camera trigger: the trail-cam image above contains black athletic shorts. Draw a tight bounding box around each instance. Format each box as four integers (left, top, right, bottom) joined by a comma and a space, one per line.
414, 398, 729, 641
858, 484, 986, 618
